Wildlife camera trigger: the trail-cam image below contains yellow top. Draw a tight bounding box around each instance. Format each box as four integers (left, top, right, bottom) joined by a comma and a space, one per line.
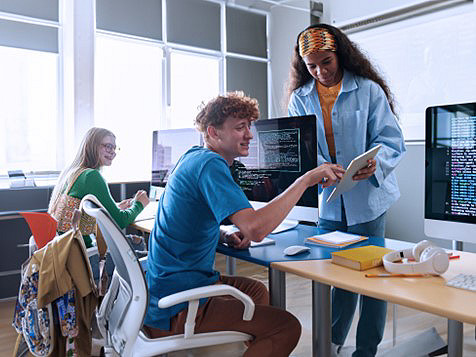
317, 79, 341, 160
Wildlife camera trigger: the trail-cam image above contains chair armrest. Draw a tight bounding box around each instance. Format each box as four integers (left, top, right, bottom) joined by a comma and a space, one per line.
29, 236, 37, 257
86, 246, 99, 258
159, 285, 255, 338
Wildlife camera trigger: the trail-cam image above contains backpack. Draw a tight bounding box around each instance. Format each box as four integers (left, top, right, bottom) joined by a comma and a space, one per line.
13, 259, 81, 357
13, 261, 54, 356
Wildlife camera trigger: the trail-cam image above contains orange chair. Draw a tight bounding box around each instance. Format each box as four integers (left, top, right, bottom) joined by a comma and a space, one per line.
20, 212, 57, 252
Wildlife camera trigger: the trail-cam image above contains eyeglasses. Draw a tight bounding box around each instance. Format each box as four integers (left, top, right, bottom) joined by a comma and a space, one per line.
101, 143, 120, 153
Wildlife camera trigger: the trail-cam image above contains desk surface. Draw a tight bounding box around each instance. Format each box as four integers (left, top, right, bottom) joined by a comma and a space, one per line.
271, 251, 476, 325
132, 217, 155, 233
133, 210, 413, 268
217, 226, 413, 267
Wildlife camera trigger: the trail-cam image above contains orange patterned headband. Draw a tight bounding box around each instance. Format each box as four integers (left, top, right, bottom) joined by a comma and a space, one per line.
298, 28, 336, 57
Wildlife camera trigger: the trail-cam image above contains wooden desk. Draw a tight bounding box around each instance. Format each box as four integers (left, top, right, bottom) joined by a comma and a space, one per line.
131, 201, 158, 232
272, 252, 476, 357
132, 218, 154, 235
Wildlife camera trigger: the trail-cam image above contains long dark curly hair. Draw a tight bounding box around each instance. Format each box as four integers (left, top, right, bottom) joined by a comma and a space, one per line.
286, 23, 397, 115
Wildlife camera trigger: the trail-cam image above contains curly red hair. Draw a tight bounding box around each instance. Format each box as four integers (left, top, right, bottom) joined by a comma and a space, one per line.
195, 91, 259, 138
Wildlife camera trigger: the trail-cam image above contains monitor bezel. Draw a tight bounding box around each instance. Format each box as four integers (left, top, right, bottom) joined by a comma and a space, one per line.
424, 101, 476, 242
238, 114, 319, 224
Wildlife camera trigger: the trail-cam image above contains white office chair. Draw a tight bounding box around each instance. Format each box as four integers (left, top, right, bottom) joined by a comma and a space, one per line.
81, 194, 255, 357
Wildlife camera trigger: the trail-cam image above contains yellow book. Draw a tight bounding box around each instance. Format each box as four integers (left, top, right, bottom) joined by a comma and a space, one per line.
331, 245, 394, 271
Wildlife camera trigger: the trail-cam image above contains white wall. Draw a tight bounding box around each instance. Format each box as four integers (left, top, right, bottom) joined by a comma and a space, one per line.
269, 1, 309, 118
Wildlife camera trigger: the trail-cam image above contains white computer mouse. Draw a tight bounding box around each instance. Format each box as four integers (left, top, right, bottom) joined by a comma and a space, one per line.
283, 245, 311, 256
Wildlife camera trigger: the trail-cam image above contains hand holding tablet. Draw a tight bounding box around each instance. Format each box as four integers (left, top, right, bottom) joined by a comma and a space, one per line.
327, 144, 382, 203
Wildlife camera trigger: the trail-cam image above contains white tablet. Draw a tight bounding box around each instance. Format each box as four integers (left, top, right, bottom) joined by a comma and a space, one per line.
327, 144, 382, 203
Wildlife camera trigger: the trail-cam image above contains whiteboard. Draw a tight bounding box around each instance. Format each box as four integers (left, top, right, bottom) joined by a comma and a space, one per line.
329, 0, 433, 26
348, 4, 476, 141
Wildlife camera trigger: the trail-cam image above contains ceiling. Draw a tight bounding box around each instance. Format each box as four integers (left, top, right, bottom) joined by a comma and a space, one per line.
229, 0, 310, 13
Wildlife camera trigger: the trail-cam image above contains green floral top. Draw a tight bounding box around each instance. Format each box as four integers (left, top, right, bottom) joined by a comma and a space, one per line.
67, 169, 143, 247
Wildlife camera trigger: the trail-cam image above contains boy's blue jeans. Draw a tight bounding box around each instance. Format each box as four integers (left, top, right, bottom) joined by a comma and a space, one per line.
319, 209, 387, 357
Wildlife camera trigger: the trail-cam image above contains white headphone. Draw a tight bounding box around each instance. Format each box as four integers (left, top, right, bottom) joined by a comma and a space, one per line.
382, 240, 449, 275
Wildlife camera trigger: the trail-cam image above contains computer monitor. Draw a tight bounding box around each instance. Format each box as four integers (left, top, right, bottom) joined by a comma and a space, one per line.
150, 128, 202, 200
425, 102, 476, 243
231, 115, 318, 223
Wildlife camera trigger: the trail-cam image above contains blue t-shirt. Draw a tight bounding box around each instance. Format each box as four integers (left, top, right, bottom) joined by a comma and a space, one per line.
144, 146, 252, 329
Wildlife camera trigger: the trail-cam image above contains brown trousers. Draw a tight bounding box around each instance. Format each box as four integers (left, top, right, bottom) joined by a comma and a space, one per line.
145, 275, 301, 357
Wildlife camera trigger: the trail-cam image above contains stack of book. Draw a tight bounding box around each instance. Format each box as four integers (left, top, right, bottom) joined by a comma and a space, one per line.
331, 245, 394, 271
306, 231, 368, 248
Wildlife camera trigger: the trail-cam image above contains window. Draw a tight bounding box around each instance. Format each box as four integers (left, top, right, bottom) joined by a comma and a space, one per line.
167, 0, 220, 50
95, 34, 163, 181
0, 45, 58, 173
226, 7, 267, 58
168, 51, 220, 129
226, 57, 268, 120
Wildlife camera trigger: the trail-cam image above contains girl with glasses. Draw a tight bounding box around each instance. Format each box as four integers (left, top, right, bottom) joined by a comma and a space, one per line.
48, 127, 149, 248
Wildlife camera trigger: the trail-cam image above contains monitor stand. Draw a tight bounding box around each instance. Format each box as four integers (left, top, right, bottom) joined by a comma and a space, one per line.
271, 219, 299, 234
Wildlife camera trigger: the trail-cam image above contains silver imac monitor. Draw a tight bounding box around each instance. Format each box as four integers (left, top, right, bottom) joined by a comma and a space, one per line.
151, 128, 202, 200
231, 115, 318, 224
425, 102, 476, 243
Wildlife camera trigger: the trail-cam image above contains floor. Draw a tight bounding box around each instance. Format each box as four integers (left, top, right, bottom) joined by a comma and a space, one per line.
2, 254, 476, 356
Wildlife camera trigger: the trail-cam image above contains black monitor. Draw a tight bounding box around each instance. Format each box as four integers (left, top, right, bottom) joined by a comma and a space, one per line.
425, 102, 476, 243
231, 114, 318, 223
150, 128, 202, 200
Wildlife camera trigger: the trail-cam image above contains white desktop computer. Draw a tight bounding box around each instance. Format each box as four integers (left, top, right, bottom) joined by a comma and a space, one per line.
424, 102, 476, 243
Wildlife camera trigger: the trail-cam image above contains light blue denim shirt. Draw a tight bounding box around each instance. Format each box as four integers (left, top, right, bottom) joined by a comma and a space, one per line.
288, 70, 406, 225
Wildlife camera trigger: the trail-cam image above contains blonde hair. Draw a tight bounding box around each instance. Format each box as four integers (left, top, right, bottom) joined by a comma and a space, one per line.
48, 127, 115, 213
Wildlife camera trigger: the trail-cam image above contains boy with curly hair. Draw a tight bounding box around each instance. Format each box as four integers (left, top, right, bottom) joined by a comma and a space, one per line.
144, 91, 343, 356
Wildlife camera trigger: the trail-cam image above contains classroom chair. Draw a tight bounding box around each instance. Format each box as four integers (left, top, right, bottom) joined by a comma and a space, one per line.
81, 194, 254, 357
19, 212, 57, 255
20, 211, 100, 259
